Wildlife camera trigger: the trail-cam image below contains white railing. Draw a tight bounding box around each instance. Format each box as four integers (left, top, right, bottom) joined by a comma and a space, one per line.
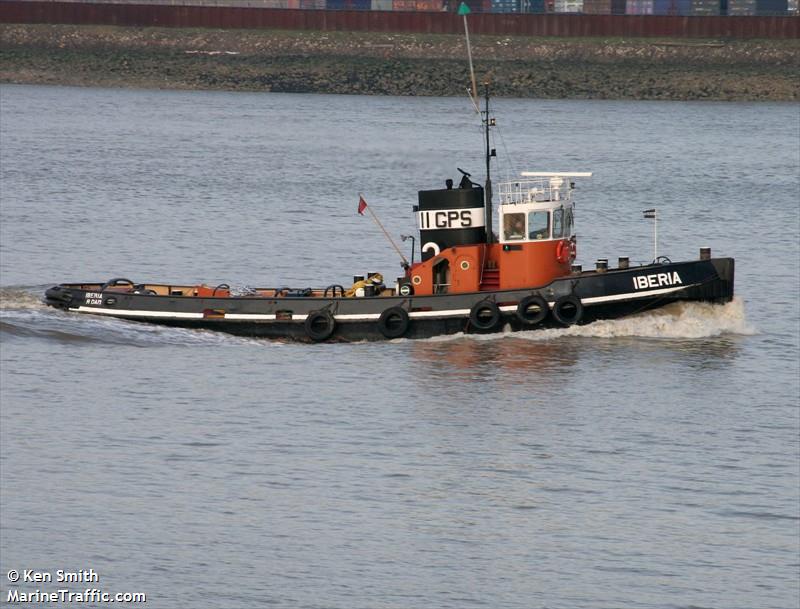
498, 172, 592, 206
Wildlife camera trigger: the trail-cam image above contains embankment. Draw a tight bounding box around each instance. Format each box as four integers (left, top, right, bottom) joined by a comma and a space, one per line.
1, 24, 798, 100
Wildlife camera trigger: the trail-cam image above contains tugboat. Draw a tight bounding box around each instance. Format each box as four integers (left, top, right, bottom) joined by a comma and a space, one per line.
44, 87, 734, 342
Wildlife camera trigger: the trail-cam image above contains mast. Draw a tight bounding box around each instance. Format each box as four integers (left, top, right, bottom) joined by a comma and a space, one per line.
483, 83, 494, 245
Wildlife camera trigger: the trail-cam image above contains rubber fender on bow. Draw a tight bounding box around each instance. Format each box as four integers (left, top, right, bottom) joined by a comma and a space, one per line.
469, 301, 501, 331
304, 310, 336, 342
377, 306, 410, 339
552, 295, 583, 327
516, 294, 549, 326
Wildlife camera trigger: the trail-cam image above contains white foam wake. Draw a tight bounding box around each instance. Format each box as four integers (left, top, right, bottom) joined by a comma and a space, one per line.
0, 286, 48, 310
424, 298, 754, 343
522, 297, 755, 340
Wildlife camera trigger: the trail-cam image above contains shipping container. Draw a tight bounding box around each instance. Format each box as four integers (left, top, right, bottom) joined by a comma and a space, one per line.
691, 0, 719, 13
523, 0, 547, 10
371, 0, 393, 8
299, 0, 325, 7
554, 0, 583, 10
583, 0, 613, 13
756, 0, 787, 13
392, 0, 416, 8
626, 0, 653, 12
727, 0, 756, 13
326, 0, 370, 8
492, 0, 522, 10
653, 0, 691, 12
462, 0, 491, 10
611, 0, 628, 12
415, 0, 445, 9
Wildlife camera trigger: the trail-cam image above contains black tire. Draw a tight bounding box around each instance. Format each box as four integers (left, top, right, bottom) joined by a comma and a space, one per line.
377, 306, 410, 339
469, 301, 501, 331
552, 295, 583, 326
516, 294, 549, 326
304, 310, 336, 342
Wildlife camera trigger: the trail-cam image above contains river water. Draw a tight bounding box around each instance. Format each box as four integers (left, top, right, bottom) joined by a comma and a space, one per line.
1, 85, 798, 609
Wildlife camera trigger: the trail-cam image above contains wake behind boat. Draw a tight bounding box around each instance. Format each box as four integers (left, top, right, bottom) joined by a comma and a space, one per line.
43, 85, 734, 342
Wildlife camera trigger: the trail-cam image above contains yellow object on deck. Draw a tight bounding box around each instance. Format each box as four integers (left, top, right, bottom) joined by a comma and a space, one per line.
345, 273, 384, 297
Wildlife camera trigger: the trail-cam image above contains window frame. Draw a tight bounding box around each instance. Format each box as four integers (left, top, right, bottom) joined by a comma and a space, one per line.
528, 210, 550, 240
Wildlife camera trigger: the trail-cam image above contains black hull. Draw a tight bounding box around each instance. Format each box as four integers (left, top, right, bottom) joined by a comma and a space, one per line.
44, 258, 734, 343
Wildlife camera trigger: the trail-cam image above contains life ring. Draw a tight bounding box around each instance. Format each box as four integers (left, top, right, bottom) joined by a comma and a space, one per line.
555, 240, 570, 264
304, 310, 336, 342
552, 295, 583, 326
469, 301, 501, 331
377, 306, 410, 339
516, 294, 549, 326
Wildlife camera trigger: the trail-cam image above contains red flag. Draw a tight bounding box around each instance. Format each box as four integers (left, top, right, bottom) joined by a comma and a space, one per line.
358, 195, 368, 216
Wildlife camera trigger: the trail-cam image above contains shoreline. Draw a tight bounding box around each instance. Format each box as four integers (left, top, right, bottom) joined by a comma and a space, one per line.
1, 24, 798, 101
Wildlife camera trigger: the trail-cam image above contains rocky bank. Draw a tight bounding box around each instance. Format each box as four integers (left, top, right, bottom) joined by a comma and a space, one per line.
1, 24, 798, 100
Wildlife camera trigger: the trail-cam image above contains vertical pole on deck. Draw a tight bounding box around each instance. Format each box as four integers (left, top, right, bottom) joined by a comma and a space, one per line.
643, 208, 658, 262
484, 84, 493, 245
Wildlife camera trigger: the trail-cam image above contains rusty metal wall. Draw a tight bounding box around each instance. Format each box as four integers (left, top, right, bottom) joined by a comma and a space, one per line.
1, 0, 797, 37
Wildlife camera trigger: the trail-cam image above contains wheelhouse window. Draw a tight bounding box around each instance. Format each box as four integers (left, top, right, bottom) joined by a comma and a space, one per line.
503, 213, 526, 241
552, 208, 564, 238
528, 211, 550, 240
564, 208, 574, 236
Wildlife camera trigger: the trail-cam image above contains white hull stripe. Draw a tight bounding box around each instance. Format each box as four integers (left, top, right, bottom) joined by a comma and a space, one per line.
580, 284, 695, 305
70, 285, 693, 322
73, 306, 204, 319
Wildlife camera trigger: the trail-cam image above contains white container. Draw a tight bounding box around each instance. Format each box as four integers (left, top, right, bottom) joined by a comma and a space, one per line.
626, 0, 654, 12
554, 0, 583, 10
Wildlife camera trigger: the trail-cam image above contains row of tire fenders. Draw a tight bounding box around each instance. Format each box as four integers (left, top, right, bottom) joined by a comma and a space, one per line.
303, 294, 584, 341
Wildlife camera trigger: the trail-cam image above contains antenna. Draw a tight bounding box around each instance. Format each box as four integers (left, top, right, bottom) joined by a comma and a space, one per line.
483, 82, 495, 245
458, 2, 479, 109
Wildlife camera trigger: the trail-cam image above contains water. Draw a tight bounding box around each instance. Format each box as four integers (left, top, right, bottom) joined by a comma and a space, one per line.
1, 85, 798, 609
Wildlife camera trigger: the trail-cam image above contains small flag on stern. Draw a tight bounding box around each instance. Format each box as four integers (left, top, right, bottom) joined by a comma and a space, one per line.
458, 1, 471, 14
358, 195, 368, 216
643, 208, 657, 218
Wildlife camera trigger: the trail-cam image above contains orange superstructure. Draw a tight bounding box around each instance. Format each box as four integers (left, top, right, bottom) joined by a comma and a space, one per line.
404, 172, 585, 297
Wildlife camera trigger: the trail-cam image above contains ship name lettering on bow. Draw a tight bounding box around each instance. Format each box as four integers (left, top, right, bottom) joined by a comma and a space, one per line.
632, 272, 683, 290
